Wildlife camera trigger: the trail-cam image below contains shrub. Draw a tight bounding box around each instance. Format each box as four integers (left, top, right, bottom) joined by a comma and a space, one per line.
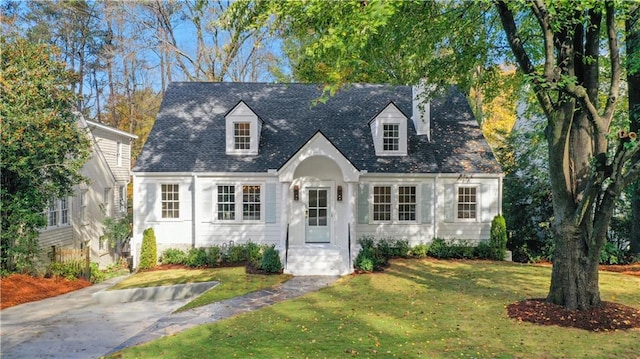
206, 246, 221, 267
224, 243, 246, 264
600, 242, 622, 265
475, 241, 495, 259
90, 262, 106, 283
47, 260, 84, 280
186, 248, 209, 267
161, 248, 187, 265
427, 238, 450, 259
261, 245, 282, 273
355, 236, 388, 271
489, 215, 508, 260
246, 241, 264, 269
139, 227, 157, 270
355, 255, 374, 272
391, 239, 411, 258
411, 243, 429, 258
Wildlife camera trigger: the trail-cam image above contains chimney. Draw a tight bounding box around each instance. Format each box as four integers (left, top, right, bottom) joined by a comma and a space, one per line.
412, 81, 431, 141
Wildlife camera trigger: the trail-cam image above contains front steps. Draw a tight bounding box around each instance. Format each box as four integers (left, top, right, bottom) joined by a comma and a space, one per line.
284, 245, 354, 276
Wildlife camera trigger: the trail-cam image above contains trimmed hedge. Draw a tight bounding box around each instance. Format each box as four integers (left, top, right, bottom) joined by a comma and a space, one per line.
139, 227, 157, 270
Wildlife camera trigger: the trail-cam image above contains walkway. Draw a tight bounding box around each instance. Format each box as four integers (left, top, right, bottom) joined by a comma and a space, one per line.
0, 275, 339, 359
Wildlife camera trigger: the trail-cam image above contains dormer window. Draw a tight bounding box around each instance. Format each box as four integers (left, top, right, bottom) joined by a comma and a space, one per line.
369, 102, 408, 156
234, 123, 251, 150
225, 101, 262, 155
383, 124, 399, 151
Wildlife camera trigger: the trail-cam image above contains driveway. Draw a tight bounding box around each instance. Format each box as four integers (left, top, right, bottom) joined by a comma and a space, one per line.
0, 275, 338, 359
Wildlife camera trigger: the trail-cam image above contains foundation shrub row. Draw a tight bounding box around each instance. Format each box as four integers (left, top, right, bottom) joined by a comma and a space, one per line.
159, 241, 282, 274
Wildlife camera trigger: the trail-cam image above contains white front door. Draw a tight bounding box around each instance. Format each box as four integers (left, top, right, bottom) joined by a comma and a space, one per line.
306, 188, 330, 243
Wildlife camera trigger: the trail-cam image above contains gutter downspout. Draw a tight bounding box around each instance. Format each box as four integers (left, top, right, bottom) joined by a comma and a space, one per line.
192, 174, 197, 248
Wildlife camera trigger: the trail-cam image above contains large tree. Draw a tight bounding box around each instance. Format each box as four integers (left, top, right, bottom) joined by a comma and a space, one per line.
0, 37, 91, 272
496, 1, 638, 310
627, 4, 640, 255
235, 0, 639, 311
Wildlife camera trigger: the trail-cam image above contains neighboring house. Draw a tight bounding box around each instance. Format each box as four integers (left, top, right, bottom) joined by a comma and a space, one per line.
132, 82, 503, 276
39, 115, 137, 268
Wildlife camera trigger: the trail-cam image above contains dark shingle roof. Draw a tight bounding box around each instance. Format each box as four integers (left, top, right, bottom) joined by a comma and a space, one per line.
134, 82, 501, 174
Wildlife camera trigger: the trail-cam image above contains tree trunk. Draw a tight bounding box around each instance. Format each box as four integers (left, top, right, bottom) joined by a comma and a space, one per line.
628, 6, 640, 255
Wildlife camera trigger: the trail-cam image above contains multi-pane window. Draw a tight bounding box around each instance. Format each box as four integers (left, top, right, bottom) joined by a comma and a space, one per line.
161, 184, 180, 218
103, 187, 111, 215
80, 190, 88, 223
373, 186, 392, 221
457, 186, 477, 219
60, 198, 68, 225
116, 141, 123, 166
398, 186, 416, 221
119, 185, 126, 213
48, 200, 58, 227
234, 123, 251, 150
243, 185, 261, 220
217, 185, 236, 220
383, 124, 399, 151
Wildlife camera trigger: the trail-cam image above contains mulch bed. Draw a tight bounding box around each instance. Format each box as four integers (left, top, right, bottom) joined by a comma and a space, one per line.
507, 298, 640, 331
0, 274, 92, 310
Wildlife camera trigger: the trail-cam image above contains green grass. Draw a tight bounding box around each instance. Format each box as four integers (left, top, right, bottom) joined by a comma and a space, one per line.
109, 266, 292, 312
107, 259, 640, 359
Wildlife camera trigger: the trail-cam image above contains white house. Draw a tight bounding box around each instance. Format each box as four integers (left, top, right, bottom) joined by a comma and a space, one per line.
39, 115, 137, 268
132, 83, 503, 275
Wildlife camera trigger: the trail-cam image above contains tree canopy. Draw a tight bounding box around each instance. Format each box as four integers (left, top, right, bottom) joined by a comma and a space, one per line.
1, 37, 91, 272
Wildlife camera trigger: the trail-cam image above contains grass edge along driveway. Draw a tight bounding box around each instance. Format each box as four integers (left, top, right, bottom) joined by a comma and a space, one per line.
107, 259, 640, 359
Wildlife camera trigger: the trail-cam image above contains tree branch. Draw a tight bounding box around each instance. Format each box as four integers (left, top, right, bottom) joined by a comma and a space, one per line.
602, 0, 620, 125
494, 0, 554, 117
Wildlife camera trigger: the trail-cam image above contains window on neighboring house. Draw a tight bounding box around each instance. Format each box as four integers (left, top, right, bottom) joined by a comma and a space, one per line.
373, 186, 392, 221
60, 198, 69, 225
116, 141, 123, 166
398, 186, 416, 221
119, 185, 127, 213
234, 123, 251, 150
161, 184, 180, 218
242, 185, 261, 220
217, 185, 236, 220
457, 186, 477, 220
80, 190, 88, 223
382, 124, 399, 151
48, 199, 58, 227
103, 187, 111, 216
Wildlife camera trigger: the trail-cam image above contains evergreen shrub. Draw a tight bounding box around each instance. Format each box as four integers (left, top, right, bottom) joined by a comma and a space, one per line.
139, 227, 157, 270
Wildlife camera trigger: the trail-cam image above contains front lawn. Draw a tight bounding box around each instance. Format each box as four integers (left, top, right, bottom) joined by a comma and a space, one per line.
108, 259, 640, 359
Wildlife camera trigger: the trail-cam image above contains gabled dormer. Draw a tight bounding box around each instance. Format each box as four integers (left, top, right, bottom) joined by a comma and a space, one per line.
225, 101, 263, 155
369, 102, 408, 156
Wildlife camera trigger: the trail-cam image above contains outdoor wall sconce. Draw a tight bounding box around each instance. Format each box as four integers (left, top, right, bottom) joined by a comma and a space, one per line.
293, 185, 299, 201
337, 185, 343, 201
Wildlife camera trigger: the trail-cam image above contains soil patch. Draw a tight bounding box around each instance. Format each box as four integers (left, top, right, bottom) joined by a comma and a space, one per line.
507, 298, 640, 331
0, 274, 92, 310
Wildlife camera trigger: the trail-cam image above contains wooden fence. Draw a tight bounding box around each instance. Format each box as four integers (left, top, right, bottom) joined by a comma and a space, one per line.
52, 246, 91, 280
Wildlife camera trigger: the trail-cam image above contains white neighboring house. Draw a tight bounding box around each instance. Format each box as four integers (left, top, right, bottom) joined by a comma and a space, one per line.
39, 115, 137, 268
132, 83, 503, 276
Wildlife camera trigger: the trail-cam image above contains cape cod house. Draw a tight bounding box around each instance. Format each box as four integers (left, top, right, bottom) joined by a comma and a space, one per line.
39, 115, 137, 268
132, 82, 503, 275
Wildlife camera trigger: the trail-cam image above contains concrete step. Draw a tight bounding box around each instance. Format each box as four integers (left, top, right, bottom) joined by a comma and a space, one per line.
284, 245, 354, 276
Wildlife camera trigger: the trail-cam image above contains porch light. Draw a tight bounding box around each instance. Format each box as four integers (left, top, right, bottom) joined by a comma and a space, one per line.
294, 185, 299, 201
337, 185, 343, 201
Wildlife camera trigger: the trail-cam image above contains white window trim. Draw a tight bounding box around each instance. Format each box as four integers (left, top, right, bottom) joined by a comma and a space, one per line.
455, 184, 479, 222
160, 183, 181, 220
116, 141, 123, 167
225, 102, 260, 155
213, 182, 264, 224
370, 183, 420, 224
80, 190, 88, 224
370, 103, 408, 156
